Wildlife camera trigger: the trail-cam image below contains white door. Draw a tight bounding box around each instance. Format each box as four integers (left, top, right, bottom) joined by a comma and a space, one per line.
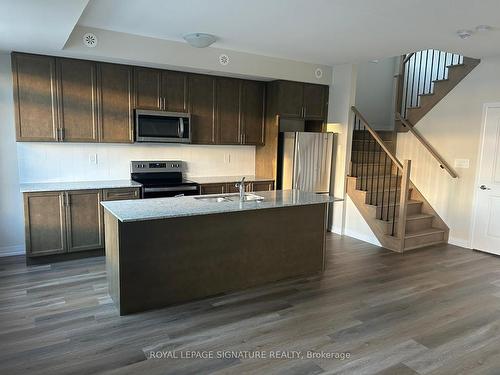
473, 106, 500, 254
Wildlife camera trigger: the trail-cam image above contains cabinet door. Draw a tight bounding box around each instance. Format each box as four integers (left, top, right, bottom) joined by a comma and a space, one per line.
24, 192, 66, 256
277, 81, 303, 117
241, 80, 265, 145
303, 83, 327, 119
57, 58, 98, 142
216, 78, 241, 144
66, 190, 103, 252
252, 181, 275, 192
189, 74, 216, 144
102, 188, 141, 201
162, 70, 188, 112
134, 67, 161, 110
12, 53, 58, 141
199, 183, 225, 195
98, 63, 134, 143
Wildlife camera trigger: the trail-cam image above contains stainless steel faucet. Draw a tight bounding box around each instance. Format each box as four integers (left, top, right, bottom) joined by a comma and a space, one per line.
236, 177, 246, 200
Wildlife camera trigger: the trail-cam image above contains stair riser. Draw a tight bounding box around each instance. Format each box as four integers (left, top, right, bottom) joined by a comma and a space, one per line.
362, 189, 411, 205
373, 202, 422, 220
386, 216, 434, 236
352, 141, 392, 152
352, 164, 393, 177
351, 152, 390, 163
353, 131, 394, 142
404, 231, 445, 249
356, 177, 401, 190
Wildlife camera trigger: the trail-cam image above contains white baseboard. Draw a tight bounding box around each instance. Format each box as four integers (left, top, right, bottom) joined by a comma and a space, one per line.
344, 228, 381, 246
448, 237, 471, 249
0, 244, 25, 257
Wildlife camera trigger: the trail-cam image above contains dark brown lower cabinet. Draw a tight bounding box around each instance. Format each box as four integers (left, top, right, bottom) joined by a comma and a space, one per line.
252, 181, 275, 191
66, 190, 103, 253
24, 192, 66, 256
199, 180, 274, 195
23, 187, 140, 257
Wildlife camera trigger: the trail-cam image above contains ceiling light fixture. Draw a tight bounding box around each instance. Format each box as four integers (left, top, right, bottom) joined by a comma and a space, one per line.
183, 33, 217, 48
456, 29, 473, 39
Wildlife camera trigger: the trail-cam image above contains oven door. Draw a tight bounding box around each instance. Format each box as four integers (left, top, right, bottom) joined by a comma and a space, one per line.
135, 110, 191, 143
142, 185, 199, 199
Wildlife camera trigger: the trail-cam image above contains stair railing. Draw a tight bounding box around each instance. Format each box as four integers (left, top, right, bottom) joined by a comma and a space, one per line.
396, 50, 464, 118
395, 113, 458, 178
351, 106, 411, 241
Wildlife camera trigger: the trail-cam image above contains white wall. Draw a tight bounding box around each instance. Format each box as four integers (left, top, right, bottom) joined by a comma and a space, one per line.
397, 56, 500, 248
0, 53, 24, 255
17, 143, 254, 183
355, 57, 398, 130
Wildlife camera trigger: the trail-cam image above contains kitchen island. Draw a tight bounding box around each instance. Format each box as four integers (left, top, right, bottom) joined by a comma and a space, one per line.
101, 190, 333, 315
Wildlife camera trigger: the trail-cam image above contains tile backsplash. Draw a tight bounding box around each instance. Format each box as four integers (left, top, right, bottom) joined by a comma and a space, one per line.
17, 142, 255, 183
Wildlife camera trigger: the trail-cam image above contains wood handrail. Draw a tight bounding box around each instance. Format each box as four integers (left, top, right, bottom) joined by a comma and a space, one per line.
396, 113, 458, 178
351, 106, 403, 171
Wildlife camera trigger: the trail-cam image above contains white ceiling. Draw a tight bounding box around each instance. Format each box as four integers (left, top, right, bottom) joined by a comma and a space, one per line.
0, 0, 89, 52
77, 0, 500, 64
2, 0, 500, 64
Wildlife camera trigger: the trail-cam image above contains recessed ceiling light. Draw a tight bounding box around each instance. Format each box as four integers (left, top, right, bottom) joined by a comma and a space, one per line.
183, 33, 217, 48
456, 29, 473, 39
476, 25, 492, 32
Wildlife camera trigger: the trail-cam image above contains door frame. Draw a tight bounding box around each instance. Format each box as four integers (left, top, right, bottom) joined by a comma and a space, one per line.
470, 102, 500, 251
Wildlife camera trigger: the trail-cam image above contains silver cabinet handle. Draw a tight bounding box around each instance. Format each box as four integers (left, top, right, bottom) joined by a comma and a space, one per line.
480, 185, 491, 190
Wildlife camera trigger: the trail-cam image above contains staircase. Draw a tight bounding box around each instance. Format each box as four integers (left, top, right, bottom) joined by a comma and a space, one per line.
396, 50, 480, 130
348, 108, 449, 253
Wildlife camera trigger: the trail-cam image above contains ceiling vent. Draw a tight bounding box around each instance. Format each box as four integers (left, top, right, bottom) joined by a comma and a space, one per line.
315, 68, 323, 79
219, 54, 230, 66
83, 33, 98, 48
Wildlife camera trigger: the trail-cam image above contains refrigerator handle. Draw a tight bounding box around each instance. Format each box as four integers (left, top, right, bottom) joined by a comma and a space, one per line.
295, 137, 301, 189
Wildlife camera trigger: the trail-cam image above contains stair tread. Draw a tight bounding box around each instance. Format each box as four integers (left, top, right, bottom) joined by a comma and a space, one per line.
382, 213, 434, 224
405, 227, 445, 239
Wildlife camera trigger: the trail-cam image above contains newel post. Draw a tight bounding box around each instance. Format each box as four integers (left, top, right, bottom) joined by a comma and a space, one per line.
398, 160, 411, 252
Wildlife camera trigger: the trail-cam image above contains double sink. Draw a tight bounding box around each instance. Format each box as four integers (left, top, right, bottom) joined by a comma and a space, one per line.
194, 193, 265, 203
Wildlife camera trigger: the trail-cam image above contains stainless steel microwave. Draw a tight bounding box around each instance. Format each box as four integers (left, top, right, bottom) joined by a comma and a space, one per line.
135, 110, 191, 143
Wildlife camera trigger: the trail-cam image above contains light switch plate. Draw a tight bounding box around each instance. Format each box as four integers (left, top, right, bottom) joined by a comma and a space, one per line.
454, 158, 469, 168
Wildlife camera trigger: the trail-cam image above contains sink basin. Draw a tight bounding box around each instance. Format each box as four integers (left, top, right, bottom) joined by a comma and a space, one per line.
228, 193, 265, 202
194, 196, 231, 203
194, 193, 264, 203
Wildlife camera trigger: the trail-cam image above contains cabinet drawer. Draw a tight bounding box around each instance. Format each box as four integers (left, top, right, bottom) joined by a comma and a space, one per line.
102, 188, 141, 201
199, 183, 225, 195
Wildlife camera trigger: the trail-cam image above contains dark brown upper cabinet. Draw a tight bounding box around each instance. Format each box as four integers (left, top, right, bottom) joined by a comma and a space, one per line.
241, 80, 265, 145
216, 77, 241, 144
12, 53, 59, 141
134, 67, 161, 110
271, 80, 328, 120
134, 67, 187, 112
97, 63, 134, 143
189, 74, 216, 144
161, 70, 188, 112
303, 83, 328, 119
276, 81, 304, 118
57, 58, 98, 142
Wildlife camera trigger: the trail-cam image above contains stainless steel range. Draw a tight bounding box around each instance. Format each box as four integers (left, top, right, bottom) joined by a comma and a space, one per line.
131, 161, 199, 198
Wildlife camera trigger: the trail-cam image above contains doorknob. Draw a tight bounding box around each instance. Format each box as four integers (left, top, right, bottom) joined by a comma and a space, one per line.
480, 185, 491, 190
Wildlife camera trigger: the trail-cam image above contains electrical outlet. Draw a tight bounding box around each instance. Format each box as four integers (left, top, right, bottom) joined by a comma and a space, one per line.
89, 153, 98, 165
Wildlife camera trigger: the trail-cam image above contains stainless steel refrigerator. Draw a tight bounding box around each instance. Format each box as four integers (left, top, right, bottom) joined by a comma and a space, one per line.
277, 131, 336, 230
277, 132, 335, 194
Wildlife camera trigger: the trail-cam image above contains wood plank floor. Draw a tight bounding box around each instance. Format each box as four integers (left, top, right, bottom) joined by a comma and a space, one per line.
1, 234, 500, 375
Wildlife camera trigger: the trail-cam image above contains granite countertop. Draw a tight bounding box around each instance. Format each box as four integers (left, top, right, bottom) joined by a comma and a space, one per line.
102, 189, 338, 222
188, 175, 274, 184
20, 180, 142, 193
